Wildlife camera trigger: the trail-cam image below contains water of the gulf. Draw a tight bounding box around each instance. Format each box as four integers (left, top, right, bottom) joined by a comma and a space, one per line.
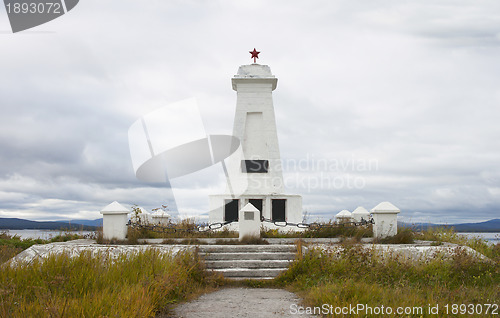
3, 229, 94, 240
2, 229, 499, 244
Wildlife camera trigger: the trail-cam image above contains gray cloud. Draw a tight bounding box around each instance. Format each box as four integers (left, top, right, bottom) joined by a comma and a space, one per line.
0, 0, 499, 223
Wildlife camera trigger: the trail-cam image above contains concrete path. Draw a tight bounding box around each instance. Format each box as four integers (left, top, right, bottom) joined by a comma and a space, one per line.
170, 288, 315, 317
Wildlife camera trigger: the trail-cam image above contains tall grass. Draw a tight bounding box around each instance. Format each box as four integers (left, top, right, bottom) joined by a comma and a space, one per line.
126, 218, 373, 241
0, 249, 223, 317
126, 219, 238, 242
0, 245, 22, 265
0, 231, 89, 264
375, 227, 415, 244
414, 227, 500, 261
276, 242, 500, 317
0, 231, 86, 250
261, 223, 373, 239
2, 224, 498, 317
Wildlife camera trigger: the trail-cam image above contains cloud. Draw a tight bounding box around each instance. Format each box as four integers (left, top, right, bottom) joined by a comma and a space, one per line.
0, 0, 499, 223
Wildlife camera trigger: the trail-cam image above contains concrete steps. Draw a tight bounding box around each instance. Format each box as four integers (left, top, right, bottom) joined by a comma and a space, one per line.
203, 252, 295, 261
198, 245, 296, 280
205, 259, 292, 269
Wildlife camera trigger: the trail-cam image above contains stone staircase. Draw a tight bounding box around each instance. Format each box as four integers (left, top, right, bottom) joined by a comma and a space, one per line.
198, 245, 297, 280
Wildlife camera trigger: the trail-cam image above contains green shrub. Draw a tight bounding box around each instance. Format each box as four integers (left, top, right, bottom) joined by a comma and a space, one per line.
376, 227, 415, 244
415, 227, 499, 261
0, 245, 22, 264
0, 231, 89, 261
261, 223, 373, 239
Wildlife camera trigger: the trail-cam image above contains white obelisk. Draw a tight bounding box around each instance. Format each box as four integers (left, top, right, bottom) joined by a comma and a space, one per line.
230, 64, 284, 194
209, 50, 302, 229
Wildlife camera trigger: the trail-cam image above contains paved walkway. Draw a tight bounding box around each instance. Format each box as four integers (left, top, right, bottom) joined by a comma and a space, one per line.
170, 288, 315, 318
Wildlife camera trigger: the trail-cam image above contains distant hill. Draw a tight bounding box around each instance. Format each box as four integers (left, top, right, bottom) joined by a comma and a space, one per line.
449, 219, 500, 232
65, 219, 103, 227
0, 218, 98, 231
401, 219, 500, 232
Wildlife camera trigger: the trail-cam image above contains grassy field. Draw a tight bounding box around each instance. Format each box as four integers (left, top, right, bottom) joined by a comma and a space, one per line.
0, 232, 88, 264
0, 231, 223, 317
414, 227, 500, 260
1, 227, 498, 317
0, 248, 223, 317
274, 228, 500, 317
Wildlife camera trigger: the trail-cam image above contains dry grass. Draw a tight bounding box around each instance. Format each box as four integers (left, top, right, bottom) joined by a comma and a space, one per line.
0, 245, 22, 264
261, 223, 373, 239
0, 231, 89, 264
0, 249, 224, 317
415, 227, 500, 262
3, 222, 497, 318
125, 217, 373, 241
375, 227, 415, 244
275, 237, 500, 317
125, 219, 238, 242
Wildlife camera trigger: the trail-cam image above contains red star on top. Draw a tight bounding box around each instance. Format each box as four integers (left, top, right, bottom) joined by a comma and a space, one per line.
249, 48, 260, 63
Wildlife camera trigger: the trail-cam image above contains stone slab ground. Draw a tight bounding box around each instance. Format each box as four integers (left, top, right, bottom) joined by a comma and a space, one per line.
6, 238, 488, 267
164, 288, 315, 318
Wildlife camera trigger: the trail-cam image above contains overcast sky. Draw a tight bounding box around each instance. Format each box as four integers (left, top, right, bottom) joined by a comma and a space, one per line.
1, 0, 499, 224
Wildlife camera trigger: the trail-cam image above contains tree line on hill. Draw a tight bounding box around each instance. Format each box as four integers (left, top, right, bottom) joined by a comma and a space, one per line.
399, 219, 500, 232
0, 218, 101, 231
1, 217, 499, 232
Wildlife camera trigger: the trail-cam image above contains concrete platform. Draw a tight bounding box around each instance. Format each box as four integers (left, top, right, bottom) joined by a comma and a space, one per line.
4, 239, 490, 275
5, 239, 194, 267
309, 241, 489, 262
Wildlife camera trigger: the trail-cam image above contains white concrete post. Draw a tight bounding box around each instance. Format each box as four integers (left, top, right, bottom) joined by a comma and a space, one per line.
239, 203, 261, 241
352, 206, 370, 222
335, 209, 352, 224
370, 201, 400, 239
151, 213, 171, 226
100, 201, 130, 241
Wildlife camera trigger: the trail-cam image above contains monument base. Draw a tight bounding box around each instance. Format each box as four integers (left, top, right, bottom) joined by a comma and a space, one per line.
209, 194, 303, 232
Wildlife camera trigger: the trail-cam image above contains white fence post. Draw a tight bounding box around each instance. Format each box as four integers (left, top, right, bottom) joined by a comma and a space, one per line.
239, 203, 261, 241
370, 202, 400, 239
100, 201, 129, 241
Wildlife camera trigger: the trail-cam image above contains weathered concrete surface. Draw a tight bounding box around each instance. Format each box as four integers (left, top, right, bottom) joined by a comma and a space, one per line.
308, 241, 489, 262
199, 245, 296, 280
170, 288, 316, 318
6, 239, 193, 267
5, 239, 490, 269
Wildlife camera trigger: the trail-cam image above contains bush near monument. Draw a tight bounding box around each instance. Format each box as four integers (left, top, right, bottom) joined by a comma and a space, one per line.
275, 231, 500, 318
